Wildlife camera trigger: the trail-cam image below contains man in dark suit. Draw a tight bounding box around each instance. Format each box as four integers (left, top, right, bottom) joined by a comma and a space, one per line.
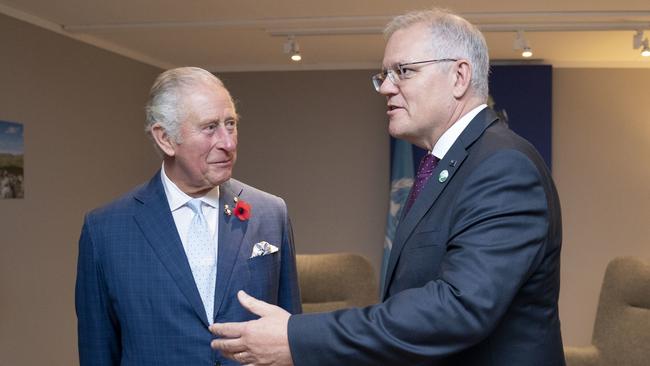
75, 67, 301, 366
210, 8, 565, 366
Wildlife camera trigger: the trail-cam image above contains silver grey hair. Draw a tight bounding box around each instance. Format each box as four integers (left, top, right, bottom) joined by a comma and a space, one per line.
385, 8, 490, 100
145, 66, 226, 143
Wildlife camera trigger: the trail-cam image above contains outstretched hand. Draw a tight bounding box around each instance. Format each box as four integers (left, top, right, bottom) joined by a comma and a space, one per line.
210, 290, 294, 366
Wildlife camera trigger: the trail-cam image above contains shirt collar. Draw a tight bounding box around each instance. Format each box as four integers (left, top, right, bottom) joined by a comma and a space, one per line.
431, 104, 487, 159
160, 163, 220, 212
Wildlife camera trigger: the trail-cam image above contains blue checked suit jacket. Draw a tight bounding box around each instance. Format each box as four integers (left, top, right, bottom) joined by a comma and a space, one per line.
288, 108, 565, 366
76, 172, 301, 366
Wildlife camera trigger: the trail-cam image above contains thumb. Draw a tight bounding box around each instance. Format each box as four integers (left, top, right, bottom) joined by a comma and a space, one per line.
237, 290, 278, 317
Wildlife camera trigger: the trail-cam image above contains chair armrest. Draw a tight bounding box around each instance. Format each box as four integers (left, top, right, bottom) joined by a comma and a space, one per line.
564, 345, 600, 366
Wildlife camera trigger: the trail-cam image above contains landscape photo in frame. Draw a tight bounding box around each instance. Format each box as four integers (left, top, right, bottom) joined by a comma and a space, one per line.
0, 120, 24, 199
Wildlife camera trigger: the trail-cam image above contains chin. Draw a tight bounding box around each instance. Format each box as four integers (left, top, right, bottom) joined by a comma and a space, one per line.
387, 124, 402, 139
388, 118, 410, 136
208, 172, 232, 187
388, 125, 410, 140
389, 130, 420, 147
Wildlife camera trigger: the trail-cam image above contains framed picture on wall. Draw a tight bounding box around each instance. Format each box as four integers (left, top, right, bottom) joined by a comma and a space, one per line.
0, 120, 24, 199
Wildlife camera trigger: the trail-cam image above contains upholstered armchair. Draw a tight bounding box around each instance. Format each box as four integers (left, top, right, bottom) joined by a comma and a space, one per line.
564, 256, 650, 366
296, 253, 378, 313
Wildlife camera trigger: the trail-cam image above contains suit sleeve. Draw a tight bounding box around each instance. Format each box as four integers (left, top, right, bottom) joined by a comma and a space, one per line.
287, 150, 550, 365
75, 217, 121, 366
276, 200, 302, 314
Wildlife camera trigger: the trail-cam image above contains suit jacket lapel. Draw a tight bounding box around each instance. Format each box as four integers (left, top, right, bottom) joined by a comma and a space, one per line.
133, 171, 209, 324
382, 108, 500, 299
213, 180, 249, 319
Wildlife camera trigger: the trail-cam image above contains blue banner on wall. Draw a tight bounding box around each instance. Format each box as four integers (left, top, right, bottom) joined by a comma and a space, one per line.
489, 65, 552, 168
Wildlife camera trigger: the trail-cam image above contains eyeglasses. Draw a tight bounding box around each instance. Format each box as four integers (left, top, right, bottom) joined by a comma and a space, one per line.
371, 58, 458, 92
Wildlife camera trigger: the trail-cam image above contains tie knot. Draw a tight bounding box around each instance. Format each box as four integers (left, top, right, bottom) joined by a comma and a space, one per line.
187, 199, 203, 214
417, 154, 440, 175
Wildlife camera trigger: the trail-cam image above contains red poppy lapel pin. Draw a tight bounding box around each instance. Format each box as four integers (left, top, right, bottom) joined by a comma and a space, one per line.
224, 188, 251, 221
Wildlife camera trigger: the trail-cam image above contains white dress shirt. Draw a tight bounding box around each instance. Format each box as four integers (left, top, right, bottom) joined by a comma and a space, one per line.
431, 104, 487, 159
160, 164, 220, 259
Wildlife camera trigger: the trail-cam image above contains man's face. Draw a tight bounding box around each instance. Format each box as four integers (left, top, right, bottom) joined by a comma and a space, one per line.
167, 82, 238, 195
379, 23, 456, 149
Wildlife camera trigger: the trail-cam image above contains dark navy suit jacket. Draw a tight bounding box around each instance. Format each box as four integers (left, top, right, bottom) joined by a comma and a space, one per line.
288, 108, 565, 365
76, 173, 301, 365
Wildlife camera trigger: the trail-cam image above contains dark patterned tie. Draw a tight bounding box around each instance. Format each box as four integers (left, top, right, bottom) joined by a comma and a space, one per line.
404, 154, 440, 214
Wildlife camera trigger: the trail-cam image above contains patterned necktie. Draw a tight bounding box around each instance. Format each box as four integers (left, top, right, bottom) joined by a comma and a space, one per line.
404, 154, 440, 214
186, 199, 217, 323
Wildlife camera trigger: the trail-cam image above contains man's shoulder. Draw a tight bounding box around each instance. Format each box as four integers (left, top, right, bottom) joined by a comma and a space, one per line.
226, 178, 286, 211
227, 178, 281, 200
473, 121, 544, 164
86, 175, 158, 220
465, 121, 556, 195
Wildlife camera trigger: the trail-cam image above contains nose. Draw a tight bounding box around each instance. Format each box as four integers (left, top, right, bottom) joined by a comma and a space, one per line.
378, 76, 398, 96
214, 126, 237, 152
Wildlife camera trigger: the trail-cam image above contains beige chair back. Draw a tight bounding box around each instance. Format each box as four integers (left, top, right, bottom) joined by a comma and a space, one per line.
593, 256, 650, 365
297, 253, 378, 313
565, 256, 650, 366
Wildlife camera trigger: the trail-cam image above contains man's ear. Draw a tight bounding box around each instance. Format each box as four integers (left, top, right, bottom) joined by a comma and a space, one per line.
452, 60, 472, 99
151, 123, 176, 157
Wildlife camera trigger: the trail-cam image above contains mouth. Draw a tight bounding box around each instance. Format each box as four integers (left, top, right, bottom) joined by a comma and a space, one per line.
208, 158, 233, 166
387, 105, 405, 115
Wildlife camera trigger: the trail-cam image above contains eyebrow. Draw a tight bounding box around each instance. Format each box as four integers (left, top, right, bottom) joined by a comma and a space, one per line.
383, 61, 407, 70
199, 116, 237, 126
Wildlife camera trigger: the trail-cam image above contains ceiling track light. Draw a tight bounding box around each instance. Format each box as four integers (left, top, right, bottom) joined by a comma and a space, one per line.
283, 35, 301, 62
513, 30, 533, 58
633, 30, 650, 57
642, 42, 650, 57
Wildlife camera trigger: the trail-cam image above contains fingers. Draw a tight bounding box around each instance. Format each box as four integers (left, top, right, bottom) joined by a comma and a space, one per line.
210, 337, 247, 354
209, 321, 244, 338
237, 290, 287, 318
210, 291, 291, 366
237, 290, 269, 317
211, 341, 257, 365
233, 351, 253, 364
209, 322, 247, 355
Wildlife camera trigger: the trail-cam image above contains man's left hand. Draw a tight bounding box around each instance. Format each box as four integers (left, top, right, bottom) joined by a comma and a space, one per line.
210, 290, 293, 366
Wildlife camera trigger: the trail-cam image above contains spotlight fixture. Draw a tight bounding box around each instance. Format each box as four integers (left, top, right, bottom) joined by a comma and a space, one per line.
283, 35, 301, 62
642, 42, 650, 57
513, 31, 533, 58
633, 30, 650, 57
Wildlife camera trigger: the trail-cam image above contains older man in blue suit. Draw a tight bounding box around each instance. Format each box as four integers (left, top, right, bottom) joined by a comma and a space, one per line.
75, 67, 301, 366
210, 8, 564, 366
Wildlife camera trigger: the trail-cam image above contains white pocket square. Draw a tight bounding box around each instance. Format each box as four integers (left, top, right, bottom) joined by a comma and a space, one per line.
250, 241, 279, 258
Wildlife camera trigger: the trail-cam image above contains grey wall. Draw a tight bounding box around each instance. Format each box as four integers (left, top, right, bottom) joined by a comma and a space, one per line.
553, 68, 650, 345
2, 12, 650, 366
0, 13, 161, 366
221, 71, 389, 269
